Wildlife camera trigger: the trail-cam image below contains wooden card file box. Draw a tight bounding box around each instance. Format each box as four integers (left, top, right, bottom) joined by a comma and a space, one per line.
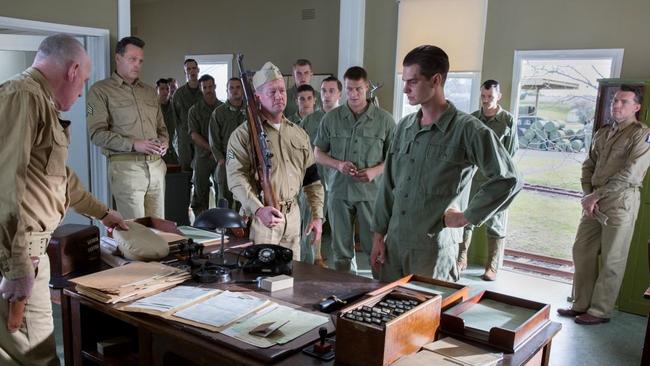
440, 290, 550, 352
367, 274, 469, 311
335, 287, 441, 366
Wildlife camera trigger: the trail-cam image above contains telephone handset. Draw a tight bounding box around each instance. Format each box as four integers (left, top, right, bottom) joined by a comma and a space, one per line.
240, 244, 293, 275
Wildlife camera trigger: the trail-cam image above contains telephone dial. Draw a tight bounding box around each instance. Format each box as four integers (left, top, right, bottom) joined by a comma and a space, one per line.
240, 244, 293, 275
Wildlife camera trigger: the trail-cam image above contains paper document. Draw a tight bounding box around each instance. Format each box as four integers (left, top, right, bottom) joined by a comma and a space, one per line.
121, 286, 218, 315
457, 299, 537, 332
423, 337, 503, 366
178, 226, 227, 244
400, 281, 457, 298
173, 291, 267, 328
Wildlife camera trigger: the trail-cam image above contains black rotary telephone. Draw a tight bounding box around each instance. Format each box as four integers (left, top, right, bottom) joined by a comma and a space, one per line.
239, 244, 293, 275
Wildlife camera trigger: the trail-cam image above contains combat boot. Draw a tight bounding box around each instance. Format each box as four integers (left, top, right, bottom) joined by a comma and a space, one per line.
481, 238, 504, 281
457, 232, 472, 272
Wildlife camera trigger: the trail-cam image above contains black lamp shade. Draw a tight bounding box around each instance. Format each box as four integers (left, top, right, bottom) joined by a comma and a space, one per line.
193, 208, 246, 230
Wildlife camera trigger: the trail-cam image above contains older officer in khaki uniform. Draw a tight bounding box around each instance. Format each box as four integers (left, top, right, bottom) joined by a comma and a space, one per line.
298, 76, 342, 264
0, 34, 126, 366
284, 59, 321, 117
172, 59, 202, 172
156, 78, 179, 164
209, 77, 246, 208
87, 36, 169, 220
371, 45, 521, 283
315, 67, 395, 276
227, 62, 324, 260
558, 85, 650, 325
188, 75, 222, 216
458, 79, 518, 281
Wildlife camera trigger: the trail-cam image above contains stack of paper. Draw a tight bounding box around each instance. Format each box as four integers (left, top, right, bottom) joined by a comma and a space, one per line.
120, 286, 219, 316
70, 262, 190, 303
393, 337, 502, 366
177, 226, 227, 246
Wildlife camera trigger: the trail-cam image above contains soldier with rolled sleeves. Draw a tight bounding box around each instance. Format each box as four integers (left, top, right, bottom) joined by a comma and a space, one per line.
87, 36, 169, 220
188, 74, 223, 216
457, 79, 518, 281
558, 85, 650, 325
298, 76, 342, 264
227, 62, 324, 260
370, 45, 522, 283
0, 34, 127, 366
209, 77, 246, 209
172, 59, 202, 172
284, 59, 322, 117
156, 78, 179, 164
314, 67, 395, 276
287, 84, 316, 124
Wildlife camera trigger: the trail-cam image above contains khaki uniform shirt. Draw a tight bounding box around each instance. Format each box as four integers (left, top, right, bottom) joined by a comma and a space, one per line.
0, 68, 108, 279
188, 98, 222, 159
226, 117, 324, 220
209, 100, 246, 161
372, 102, 521, 248
87, 72, 168, 155
172, 83, 202, 133
582, 119, 650, 197
314, 102, 395, 201
285, 85, 321, 117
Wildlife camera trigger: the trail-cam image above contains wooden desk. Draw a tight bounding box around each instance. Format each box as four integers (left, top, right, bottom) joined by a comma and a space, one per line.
61, 262, 560, 366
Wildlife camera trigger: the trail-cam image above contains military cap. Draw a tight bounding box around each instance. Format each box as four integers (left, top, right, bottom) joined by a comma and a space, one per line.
253, 61, 284, 89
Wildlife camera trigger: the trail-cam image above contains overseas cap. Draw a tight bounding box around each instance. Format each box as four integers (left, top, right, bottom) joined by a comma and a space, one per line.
252, 61, 284, 89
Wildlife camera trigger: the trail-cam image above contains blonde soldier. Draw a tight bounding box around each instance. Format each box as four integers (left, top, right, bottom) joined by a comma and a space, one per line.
87, 36, 169, 220
0, 34, 127, 366
298, 76, 342, 264
227, 62, 324, 260
156, 78, 179, 164
172, 59, 202, 172
188, 75, 223, 216
458, 80, 518, 281
284, 59, 322, 117
287, 84, 316, 124
558, 85, 650, 325
209, 77, 246, 208
314, 67, 395, 277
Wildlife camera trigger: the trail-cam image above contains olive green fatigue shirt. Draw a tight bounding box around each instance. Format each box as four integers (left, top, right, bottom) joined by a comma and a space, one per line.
582, 119, 650, 198
470, 107, 518, 181
314, 102, 395, 201
209, 101, 246, 161
226, 117, 324, 220
161, 101, 178, 163
87, 72, 168, 155
287, 112, 304, 125
172, 83, 202, 134
372, 102, 522, 248
0, 68, 108, 279
285, 85, 321, 117
300, 110, 329, 187
188, 98, 222, 159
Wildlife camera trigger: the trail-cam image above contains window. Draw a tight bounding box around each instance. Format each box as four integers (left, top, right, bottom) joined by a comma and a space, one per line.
186, 54, 233, 101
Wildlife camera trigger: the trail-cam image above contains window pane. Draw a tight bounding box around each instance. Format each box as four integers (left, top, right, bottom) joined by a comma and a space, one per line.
198, 63, 229, 101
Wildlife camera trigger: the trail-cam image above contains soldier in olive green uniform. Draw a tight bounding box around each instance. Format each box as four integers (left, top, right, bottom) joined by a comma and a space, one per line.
371, 45, 521, 283
0, 34, 126, 366
87, 37, 169, 220
288, 84, 317, 124
315, 67, 395, 276
227, 62, 324, 260
284, 59, 322, 117
209, 77, 246, 208
156, 78, 179, 164
558, 85, 650, 325
458, 80, 519, 281
172, 59, 202, 172
188, 75, 223, 216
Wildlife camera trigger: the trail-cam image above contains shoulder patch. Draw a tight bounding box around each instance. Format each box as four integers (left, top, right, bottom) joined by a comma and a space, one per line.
226, 149, 235, 163
86, 104, 94, 116
646, 132, 650, 144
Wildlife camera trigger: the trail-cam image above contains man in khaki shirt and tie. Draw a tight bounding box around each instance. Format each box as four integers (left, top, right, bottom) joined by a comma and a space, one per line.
0, 34, 126, 366
558, 85, 650, 325
87, 36, 169, 220
227, 62, 324, 260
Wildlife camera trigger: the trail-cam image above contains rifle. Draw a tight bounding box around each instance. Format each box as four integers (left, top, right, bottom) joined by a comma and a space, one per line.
236, 54, 279, 209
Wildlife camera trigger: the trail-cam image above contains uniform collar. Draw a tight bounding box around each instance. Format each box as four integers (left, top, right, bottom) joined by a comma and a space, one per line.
614, 118, 638, 132
25, 67, 56, 105
479, 105, 503, 121
111, 71, 143, 87
406, 101, 456, 133
226, 100, 245, 111
343, 100, 376, 122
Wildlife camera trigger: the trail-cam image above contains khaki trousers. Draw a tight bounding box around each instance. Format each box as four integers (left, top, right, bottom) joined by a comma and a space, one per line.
250, 204, 301, 261
571, 188, 640, 318
191, 156, 217, 215
0, 255, 59, 366
109, 159, 166, 219
328, 199, 375, 277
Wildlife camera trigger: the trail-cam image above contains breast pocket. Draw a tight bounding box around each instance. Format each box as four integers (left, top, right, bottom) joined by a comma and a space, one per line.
330, 130, 351, 160
358, 129, 385, 168
46, 129, 69, 177
110, 99, 137, 127
421, 144, 465, 195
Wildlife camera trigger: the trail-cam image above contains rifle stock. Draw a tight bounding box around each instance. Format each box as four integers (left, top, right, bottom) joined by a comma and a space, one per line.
237, 54, 279, 210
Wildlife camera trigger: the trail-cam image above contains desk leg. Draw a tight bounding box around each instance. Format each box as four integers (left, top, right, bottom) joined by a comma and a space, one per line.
642, 312, 650, 366
60, 292, 72, 366
541, 340, 553, 366
69, 297, 83, 366
139, 328, 152, 365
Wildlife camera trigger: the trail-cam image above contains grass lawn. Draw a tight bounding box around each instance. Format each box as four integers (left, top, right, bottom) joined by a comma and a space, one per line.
514, 149, 586, 191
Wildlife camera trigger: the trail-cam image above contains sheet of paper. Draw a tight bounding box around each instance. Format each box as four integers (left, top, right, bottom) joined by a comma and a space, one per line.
177, 226, 227, 243
392, 350, 463, 366
222, 304, 329, 348
400, 281, 458, 298
173, 291, 267, 328
424, 337, 503, 366
122, 286, 218, 314
457, 299, 537, 332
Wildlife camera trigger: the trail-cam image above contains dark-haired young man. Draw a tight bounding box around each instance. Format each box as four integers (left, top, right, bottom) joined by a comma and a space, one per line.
188, 75, 223, 216
288, 84, 316, 124
458, 79, 518, 281
314, 67, 395, 276
156, 78, 179, 164
558, 85, 650, 325
167, 77, 178, 96
370, 45, 521, 282
172, 59, 202, 172
285, 59, 321, 116
88, 36, 169, 219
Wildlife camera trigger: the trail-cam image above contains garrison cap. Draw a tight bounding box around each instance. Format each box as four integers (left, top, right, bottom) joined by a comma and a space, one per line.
253, 61, 284, 89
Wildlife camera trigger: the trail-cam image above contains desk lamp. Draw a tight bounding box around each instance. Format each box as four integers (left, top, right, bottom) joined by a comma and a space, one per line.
193, 199, 246, 264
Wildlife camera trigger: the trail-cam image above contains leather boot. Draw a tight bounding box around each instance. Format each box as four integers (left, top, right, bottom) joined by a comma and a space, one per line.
481, 238, 504, 281
457, 231, 472, 272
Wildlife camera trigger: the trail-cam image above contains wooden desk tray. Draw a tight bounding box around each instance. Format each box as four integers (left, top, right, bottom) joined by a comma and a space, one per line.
336, 286, 441, 366
440, 290, 550, 353
367, 274, 469, 311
